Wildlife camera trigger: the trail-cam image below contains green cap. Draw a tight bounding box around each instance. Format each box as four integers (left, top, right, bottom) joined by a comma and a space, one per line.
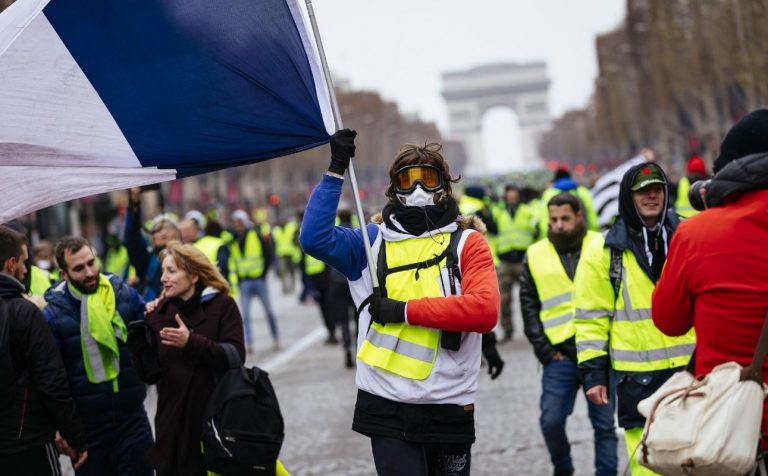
631, 166, 665, 191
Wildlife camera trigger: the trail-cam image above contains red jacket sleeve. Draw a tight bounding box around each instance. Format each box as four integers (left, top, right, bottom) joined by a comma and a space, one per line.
405, 231, 500, 333
652, 224, 695, 336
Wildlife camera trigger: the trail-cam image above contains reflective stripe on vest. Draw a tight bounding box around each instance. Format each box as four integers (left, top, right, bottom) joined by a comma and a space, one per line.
229, 230, 265, 279
528, 231, 599, 345
194, 236, 224, 267
357, 233, 454, 380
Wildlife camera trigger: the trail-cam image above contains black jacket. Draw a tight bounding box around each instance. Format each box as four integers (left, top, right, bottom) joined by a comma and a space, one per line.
0, 273, 87, 455
520, 242, 581, 365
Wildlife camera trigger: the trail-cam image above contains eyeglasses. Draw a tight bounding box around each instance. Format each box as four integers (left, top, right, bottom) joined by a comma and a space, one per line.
392, 165, 444, 194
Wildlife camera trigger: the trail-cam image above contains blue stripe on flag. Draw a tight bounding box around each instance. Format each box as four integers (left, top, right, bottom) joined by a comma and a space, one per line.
43, 0, 329, 175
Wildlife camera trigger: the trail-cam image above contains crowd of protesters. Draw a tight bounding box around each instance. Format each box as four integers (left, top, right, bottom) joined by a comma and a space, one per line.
1, 110, 767, 475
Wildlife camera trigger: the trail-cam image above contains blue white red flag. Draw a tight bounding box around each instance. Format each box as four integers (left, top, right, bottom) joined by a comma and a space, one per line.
0, 0, 335, 222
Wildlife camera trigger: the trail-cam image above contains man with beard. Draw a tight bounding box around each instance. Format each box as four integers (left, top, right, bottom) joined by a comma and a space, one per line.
300, 130, 500, 475
0, 226, 88, 475
521, 193, 617, 476
43, 236, 153, 476
574, 163, 696, 475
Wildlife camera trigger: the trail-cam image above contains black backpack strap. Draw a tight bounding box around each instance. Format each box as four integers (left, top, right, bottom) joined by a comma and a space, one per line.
442, 230, 465, 351
377, 240, 388, 298
356, 293, 375, 322
219, 343, 242, 370
608, 247, 622, 302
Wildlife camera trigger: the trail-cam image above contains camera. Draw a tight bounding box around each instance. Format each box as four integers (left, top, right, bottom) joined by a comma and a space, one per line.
688, 179, 711, 211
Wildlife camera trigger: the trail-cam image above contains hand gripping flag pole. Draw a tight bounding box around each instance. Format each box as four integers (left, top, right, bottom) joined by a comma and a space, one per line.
305, 0, 381, 292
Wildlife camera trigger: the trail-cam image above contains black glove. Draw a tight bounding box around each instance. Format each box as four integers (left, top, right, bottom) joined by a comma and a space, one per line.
369, 296, 406, 325
328, 129, 357, 175
482, 332, 504, 380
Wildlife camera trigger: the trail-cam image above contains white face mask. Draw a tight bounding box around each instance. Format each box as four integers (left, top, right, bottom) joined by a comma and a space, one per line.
398, 185, 442, 207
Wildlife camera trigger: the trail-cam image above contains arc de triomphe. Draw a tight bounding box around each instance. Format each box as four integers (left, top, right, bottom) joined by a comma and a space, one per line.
442, 62, 552, 174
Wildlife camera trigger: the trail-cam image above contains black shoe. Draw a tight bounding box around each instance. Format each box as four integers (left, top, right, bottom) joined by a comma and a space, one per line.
325, 335, 339, 345
345, 350, 354, 369
501, 330, 513, 343
553, 468, 574, 476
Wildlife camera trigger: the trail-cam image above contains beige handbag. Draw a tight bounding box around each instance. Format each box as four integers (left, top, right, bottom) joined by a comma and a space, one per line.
637, 314, 768, 476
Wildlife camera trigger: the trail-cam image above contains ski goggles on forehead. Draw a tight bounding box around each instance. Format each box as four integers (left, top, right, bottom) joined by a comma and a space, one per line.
392, 164, 444, 194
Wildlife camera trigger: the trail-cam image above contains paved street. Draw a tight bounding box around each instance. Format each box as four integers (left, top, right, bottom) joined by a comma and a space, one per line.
62, 277, 628, 475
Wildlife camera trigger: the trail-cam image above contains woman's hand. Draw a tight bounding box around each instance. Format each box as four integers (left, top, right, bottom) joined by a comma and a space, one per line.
144, 297, 161, 314
159, 314, 190, 348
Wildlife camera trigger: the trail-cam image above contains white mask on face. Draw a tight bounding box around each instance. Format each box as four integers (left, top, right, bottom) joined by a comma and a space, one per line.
398, 185, 442, 207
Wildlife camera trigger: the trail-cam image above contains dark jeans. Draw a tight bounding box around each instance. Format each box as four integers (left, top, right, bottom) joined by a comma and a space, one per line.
0, 442, 61, 476
76, 409, 154, 476
540, 358, 618, 476
370, 436, 471, 476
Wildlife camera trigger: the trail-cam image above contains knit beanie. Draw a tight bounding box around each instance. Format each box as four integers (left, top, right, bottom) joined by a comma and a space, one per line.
686, 156, 706, 176
714, 109, 768, 173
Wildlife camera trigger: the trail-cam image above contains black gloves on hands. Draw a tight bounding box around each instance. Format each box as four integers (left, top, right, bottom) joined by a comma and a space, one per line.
482, 332, 504, 380
369, 296, 406, 325
328, 129, 357, 175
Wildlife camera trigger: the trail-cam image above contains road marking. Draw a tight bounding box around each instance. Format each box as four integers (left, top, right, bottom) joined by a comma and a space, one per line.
257, 326, 327, 373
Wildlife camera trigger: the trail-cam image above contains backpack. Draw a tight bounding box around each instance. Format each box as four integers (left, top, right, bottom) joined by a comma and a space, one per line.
201, 343, 284, 475
0, 298, 16, 409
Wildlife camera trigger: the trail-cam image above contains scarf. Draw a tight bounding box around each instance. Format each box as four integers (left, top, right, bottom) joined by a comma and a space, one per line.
70, 274, 126, 392
547, 220, 587, 253
383, 196, 460, 236
169, 281, 205, 318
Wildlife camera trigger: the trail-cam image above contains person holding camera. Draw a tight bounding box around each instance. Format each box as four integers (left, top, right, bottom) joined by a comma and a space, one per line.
652, 109, 768, 451
299, 130, 500, 476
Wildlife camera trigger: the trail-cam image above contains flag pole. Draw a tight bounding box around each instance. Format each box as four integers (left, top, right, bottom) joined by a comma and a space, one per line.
304, 0, 380, 290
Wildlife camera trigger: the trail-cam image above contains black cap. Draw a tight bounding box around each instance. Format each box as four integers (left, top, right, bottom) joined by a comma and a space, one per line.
714, 109, 768, 173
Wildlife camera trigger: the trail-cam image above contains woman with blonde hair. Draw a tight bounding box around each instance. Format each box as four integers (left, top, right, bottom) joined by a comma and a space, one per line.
134, 241, 245, 475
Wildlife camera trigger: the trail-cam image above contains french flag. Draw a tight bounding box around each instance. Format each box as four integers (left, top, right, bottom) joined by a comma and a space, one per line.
0, 0, 336, 222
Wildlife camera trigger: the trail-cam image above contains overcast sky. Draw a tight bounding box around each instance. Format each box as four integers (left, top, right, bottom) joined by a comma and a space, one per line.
312, 1, 626, 169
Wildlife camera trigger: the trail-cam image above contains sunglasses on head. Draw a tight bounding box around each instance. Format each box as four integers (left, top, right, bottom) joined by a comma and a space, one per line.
392, 164, 444, 194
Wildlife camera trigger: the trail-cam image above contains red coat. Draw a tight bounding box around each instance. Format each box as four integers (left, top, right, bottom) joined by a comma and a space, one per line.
652, 189, 768, 437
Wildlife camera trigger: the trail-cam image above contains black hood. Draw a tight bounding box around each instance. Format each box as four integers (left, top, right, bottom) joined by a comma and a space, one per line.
0, 272, 25, 298
705, 152, 768, 207
618, 162, 670, 231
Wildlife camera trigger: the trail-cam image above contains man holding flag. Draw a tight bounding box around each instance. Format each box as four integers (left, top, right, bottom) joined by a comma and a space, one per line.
300, 130, 500, 475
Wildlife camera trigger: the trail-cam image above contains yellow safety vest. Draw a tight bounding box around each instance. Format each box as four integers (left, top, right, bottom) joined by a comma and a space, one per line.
494, 202, 535, 255
104, 246, 135, 281
273, 222, 298, 258
229, 230, 265, 279
528, 231, 600, 345
29, 265, 53, 296
675, 177, 698, 218
574, 235, 696, 372
194, 236, 224, 267
357, 233, 454, 380
303, 253, 325, 276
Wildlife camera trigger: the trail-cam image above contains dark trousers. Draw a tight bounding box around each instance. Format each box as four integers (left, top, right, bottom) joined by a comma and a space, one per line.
0, 442, 61, 476
370, 435, 472, 476
539, 358, 618, 476
76, 409, 154, 476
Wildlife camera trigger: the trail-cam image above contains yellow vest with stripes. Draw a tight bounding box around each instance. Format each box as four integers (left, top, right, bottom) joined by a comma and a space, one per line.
357, 233, 453, 380
574, 235, 696, 372
229, 230, 265, 279
273, 222, 299, 258
29, 265, 52, 297
528, 231, 600, 345
495, 202, 535, 254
